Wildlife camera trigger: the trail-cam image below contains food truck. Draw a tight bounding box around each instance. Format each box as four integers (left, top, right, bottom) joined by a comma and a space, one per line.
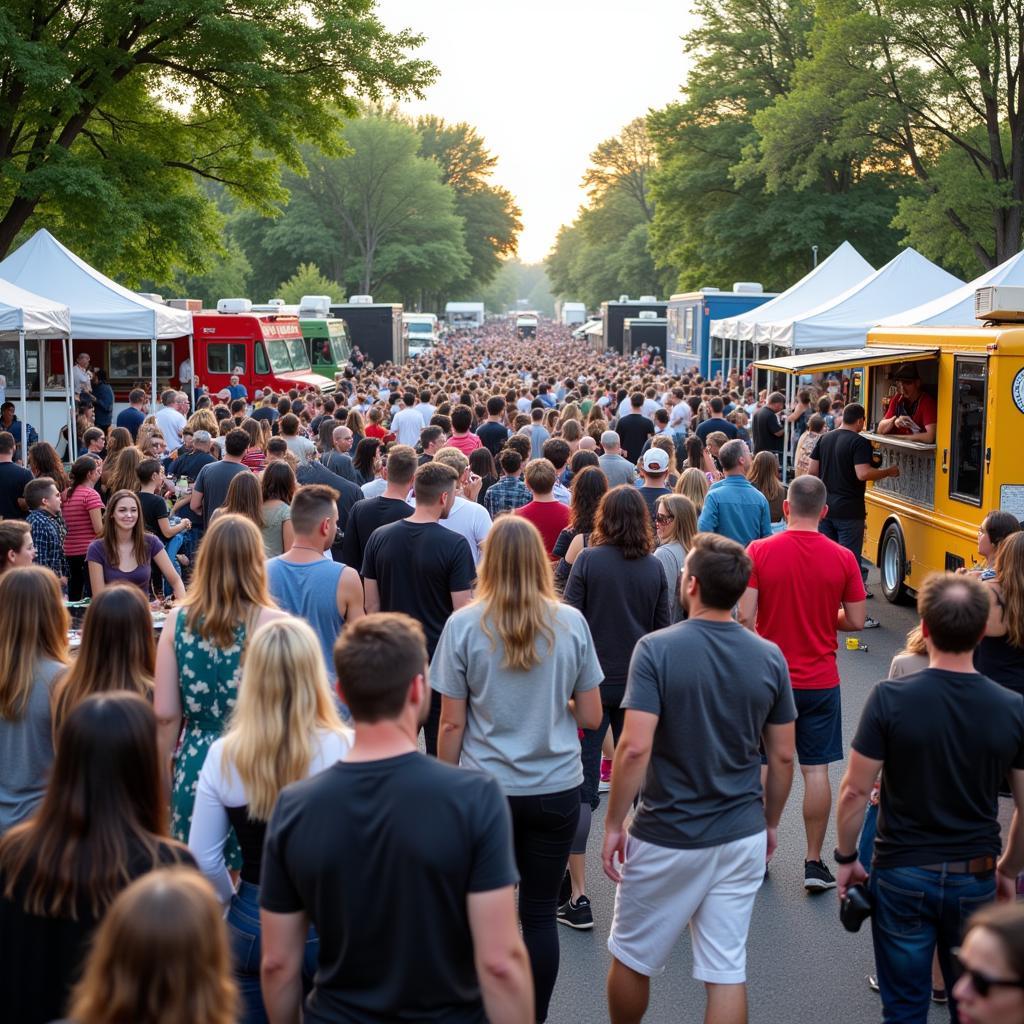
330, 300, 406, 366
622, 312, 667, 357
754, 288, 1024, 602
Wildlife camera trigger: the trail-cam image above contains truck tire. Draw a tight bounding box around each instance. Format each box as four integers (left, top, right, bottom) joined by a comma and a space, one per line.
880, 521, 912, 605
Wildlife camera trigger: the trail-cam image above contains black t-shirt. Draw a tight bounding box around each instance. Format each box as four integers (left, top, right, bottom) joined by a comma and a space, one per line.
251, 406, 279, 425
475, 421, 509, 457
138, 491, 169, 538
0, 461, 33, 519
295, 461, 364, 538
751, 407, 783, 454
695, 416, 739, 443
361, 520, 476, 656
340, 496, 413, 571
167, 450, 215, 483
811, 429, 874, 519
852, 669, 1024, 868
260, 754, 518, 1024
615, 413, 656, 461
638, 485, 671, 522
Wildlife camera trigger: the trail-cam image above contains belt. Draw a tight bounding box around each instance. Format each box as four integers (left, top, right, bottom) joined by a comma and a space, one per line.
919, 856, 996, 874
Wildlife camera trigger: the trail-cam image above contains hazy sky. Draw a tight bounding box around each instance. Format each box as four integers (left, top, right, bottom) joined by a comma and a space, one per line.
374, 1, 697, 263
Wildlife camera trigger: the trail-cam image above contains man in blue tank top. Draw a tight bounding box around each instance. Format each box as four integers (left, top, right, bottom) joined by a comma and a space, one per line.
266, 484, 365, 681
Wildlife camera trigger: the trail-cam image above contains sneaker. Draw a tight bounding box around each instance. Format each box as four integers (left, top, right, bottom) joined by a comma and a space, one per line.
557, 895, 594, 930
599, 757, 612, 793
865, 587, 875, 599
862, 617, 881, 629
867, 975, 879, 993
804, 859, 837, 891
932, 988, 947, 1005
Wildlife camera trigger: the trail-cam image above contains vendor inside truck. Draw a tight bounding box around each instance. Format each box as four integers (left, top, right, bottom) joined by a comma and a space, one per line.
876, 362, 938, 443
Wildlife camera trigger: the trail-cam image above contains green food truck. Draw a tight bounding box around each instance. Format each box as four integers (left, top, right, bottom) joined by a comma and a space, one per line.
300, 315, 350, 380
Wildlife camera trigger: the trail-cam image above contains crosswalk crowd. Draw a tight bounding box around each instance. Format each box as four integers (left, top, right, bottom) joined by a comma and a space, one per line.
1, 317, 1023, 1024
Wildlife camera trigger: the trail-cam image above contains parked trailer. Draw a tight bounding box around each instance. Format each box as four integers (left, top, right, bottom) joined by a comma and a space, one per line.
622, 314, 667, 357
445, 301, 486, 329
600, 297, 666, 354
330, 301, 406, 367
558, 301, 587, 326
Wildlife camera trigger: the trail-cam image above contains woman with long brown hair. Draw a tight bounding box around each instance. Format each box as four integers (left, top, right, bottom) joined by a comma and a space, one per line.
0, 567, 68, 835
562, 485, 670, 929
210, 470, 262, 529
189, 618, 349, 1021
51, 584, 156, 734
554, 465, 608, 594
154, 515, 286, 848
260, 459, 295, 558
748, 449, 786, 524
102, 425, 133, 462
66, 867, 237, 1024
345, 406, 365, 446
434, 516, 602, 1023
239, 417, 265, 472
0, 692, 192, 1024
62, 455, 104, 600
977, 531, 1024, 697
99, 445, 141, 502
86, 489, 184, 601
27, 442, 69, 493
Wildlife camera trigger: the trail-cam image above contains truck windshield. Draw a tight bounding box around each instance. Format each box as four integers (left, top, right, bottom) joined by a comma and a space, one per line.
408, 322, 432, 334
286, 338, 311, 370
265, 339, 292, 373
329, 331, 350, 364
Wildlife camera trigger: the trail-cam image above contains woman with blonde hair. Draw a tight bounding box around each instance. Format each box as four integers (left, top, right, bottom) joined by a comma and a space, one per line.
138, 428, 167, 461
187, 408, 219, 437
189, 617, 350, 1022
0, 567, 68, 835
155, 515, 286, 848
51, 584, 155, 734
66, 867, 237, 1024
675, 465, 710, 513
977, 531, 1024, 697
558, 403, 581, 430
653, 493, 698, 623
239, 417, 265, 472
135, 422, 164, 457
345, 407, 365, 446
434, 516, 602, 1023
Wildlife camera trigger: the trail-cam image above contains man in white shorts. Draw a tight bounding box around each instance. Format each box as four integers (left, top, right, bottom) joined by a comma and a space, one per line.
602, 532, 796, 1024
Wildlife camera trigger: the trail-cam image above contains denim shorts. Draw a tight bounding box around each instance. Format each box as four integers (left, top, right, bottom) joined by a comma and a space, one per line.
793, 686, 843, 765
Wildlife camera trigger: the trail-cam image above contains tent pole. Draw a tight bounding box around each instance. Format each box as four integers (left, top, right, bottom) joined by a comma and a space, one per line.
783, 374, 794, 481
150, 337, 158, 410
37, 339, 44, 449
17, 329, 27, 465
187, 333, 195, 409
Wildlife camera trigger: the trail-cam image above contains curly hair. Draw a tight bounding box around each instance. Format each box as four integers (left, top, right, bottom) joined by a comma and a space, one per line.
591, 485, 654, 559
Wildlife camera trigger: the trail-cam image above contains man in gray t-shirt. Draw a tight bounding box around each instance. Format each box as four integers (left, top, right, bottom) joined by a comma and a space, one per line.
602, 533, 796, 1022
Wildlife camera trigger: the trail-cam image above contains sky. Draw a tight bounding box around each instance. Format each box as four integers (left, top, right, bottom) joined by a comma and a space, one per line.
374, 1, 697, 263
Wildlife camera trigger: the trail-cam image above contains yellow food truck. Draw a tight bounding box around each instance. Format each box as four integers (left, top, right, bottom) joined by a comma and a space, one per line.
755, 303, 1024, 603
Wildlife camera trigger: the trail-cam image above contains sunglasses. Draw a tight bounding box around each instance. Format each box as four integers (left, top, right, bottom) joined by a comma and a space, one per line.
952, 949, 1024, 997
654, 513, 675, 525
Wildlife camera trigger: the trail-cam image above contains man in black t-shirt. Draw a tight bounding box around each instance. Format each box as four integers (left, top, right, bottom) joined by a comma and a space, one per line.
361, 461, 476, 753
260, 614, 530, 1024
476, 395, 511, 456
0, 431, 32, 519
835, 573, 1024, 1022
614, 392, 656, 461
751, 393, 785, 455
340, 444, 416, 570
808, 403, 899, 602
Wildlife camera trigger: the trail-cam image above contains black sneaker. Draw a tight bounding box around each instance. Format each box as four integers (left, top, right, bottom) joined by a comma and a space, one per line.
804, 859, 837, 891
557, 895, 594, 930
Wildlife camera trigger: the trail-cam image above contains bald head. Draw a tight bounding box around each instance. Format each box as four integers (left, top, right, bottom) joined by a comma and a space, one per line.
579, 435, 597, 452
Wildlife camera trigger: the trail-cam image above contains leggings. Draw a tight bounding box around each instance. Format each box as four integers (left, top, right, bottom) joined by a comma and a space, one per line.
507, 788, 580, 1023
66, 554, 90, 601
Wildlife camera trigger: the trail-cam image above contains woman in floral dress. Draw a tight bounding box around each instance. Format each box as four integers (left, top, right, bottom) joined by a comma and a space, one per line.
154, 515, 286, 845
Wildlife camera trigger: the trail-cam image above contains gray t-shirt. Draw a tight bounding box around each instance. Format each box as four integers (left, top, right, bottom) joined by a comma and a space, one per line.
194, 460, 250, 523
623, 619, 795, 850
431, 602, 603, 796
598, 453, 638, 488
0, 658, 64, 835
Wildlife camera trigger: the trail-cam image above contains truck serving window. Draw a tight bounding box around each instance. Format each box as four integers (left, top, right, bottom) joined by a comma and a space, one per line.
108, 342, 174, 380
950, 356, 987, 506
207, 344, 247, 375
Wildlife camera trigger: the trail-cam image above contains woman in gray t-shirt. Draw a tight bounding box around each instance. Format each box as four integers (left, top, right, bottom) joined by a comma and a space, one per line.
433, 516, 602, 1023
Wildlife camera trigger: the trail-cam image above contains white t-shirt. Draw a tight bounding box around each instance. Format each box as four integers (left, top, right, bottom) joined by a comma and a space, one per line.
189, 726, 352, 904
391, 406, 426, 446
440, 495, 492, 566
72, 364, 92, 395
155, 405, 187, 451
669, 402, 692, 432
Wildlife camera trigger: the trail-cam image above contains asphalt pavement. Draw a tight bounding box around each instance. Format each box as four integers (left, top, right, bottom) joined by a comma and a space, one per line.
546, 570, 951, 1024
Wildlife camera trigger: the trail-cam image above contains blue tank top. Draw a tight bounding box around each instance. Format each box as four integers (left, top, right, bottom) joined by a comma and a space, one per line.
266, 556, 345, 678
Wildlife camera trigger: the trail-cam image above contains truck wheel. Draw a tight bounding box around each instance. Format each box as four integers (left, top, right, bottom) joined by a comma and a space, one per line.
880, 522, 912, 605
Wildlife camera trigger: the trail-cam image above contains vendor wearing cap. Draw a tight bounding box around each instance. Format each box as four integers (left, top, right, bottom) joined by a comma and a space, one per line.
878, 363, 938, 444
638, 447, 672, 522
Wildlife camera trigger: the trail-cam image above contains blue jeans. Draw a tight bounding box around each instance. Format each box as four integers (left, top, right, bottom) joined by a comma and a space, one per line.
869, 865, 995, 1023
820, 516, 868, 584
227, 880, 319, 1024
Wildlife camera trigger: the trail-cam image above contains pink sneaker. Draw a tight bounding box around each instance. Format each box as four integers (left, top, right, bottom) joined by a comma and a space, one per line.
599, 757, 612, 792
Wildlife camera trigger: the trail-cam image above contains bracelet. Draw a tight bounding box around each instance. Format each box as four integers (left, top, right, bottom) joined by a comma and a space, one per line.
833, 846, 859, 865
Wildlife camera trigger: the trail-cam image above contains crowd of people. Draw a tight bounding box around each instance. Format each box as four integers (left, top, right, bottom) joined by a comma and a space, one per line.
0, 316, 1022, 1024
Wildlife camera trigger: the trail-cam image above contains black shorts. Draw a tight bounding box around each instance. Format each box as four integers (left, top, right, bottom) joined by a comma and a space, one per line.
793, 686, 843, 766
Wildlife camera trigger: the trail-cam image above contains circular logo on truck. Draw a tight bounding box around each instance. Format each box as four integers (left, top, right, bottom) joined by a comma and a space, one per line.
1014, 367, 1024, 414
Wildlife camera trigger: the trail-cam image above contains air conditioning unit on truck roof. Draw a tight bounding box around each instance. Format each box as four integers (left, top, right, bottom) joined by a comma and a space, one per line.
217, 298, 252, 314
299, 295, 332, 315
975, 286, 1024, 322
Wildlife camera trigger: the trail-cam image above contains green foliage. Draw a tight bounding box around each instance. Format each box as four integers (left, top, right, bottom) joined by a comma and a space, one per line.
276, 263, 344, 305
169, 240, 252, 308
480, 260, 555, 317
0, 0, 433, 278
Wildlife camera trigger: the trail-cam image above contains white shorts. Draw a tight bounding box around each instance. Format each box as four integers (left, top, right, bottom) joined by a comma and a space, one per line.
608, 831, 766, 983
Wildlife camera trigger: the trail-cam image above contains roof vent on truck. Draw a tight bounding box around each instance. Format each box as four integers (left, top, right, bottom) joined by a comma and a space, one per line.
217, 298, 252, 314
638, 295, 658, 302
975, 285, 1024, 322
299, 295, 332, 316
348, 295, 373, 304
732, 282, 764, 294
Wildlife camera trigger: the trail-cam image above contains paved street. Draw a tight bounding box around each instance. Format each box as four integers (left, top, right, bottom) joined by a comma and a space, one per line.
547, 570, 951, 1024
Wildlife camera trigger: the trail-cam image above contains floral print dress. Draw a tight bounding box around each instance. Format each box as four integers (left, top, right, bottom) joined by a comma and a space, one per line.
170, 612, 246, 867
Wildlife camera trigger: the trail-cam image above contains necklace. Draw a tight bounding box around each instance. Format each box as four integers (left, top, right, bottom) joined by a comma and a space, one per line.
290, 544, 325, 555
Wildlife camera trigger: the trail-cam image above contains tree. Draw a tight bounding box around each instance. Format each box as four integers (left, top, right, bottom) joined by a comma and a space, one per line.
583, 117, 657, 222
0, 0, 434, 277
749, 0, 1024, 269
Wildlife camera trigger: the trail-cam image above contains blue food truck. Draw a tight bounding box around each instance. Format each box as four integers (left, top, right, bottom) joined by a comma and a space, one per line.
666, 285, 774, 377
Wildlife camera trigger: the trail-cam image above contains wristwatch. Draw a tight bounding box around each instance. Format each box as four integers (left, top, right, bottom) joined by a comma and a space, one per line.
834, 847, 858, 865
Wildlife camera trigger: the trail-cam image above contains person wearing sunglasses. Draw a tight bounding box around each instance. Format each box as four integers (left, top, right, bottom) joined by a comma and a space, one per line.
954, 903, 1024, 1024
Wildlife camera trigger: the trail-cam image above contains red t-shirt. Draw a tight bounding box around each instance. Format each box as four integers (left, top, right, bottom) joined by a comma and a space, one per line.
365, 423, 396, 444
747, 529, 866, 689
883, 391, 938, 434
513, 500, 570, 559
447, 432, 482, 456
62, 484, 104, 556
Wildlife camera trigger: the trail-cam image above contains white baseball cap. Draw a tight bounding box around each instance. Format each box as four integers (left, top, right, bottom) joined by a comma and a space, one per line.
642, 448, 670, 472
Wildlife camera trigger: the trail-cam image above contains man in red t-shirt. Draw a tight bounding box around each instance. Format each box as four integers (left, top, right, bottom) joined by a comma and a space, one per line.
513, 458, 569, 559
447, 403, 482, 457
738, 474, 866, 892
877, 362, 937, 443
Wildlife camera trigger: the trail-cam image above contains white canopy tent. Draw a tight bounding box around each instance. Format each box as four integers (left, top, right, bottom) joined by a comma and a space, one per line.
876, 249, 1024, 328
0, 229, 193, 406
763, 248, 963, 351
0, 279, 72, 462
708, 241, 875, 375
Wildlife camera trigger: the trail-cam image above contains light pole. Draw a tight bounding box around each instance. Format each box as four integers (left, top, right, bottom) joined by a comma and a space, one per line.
812, 245, 819, 268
